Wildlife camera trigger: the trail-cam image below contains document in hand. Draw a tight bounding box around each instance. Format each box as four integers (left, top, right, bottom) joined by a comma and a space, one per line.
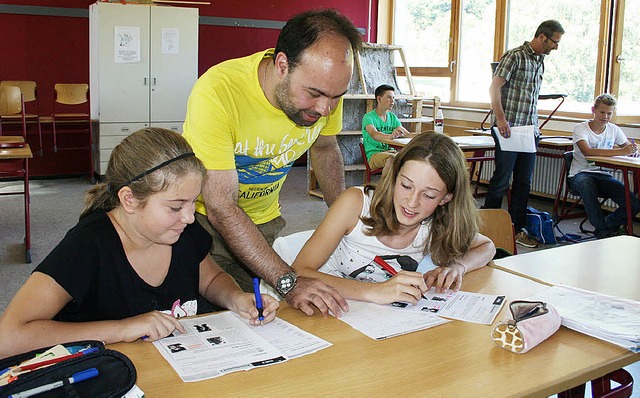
153, 312, 331, 382
493, 125, 537, 153
527, 285, 640, 352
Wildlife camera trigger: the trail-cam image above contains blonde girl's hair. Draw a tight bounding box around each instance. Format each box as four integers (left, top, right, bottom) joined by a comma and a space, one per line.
361, 132, 479, 267
80, 127, 205, 219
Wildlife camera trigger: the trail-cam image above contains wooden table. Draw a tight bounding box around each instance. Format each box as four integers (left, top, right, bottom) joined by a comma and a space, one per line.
108, 266, 639, 397
0, 136, 33, 263
586, 155, 640, 235
492, 235, 640, 301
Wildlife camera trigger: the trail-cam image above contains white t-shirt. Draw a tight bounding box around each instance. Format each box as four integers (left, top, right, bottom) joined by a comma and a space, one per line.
318, 187, 436, 282
569, 121, 628, 177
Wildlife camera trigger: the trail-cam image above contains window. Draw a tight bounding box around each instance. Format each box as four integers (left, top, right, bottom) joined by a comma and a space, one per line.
385, 0, 640, 122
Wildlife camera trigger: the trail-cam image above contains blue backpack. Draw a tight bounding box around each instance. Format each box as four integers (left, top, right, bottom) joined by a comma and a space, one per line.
525, 207, 557, 244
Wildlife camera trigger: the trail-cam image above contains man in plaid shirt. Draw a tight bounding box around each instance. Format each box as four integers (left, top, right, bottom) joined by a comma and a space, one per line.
485, 20, 565, 248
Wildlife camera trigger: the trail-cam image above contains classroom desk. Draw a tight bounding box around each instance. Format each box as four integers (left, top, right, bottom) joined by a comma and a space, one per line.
586, 155, 640, 235
108, 266, 639, 398
0, 136, 33, 263
492, 235, 640, 301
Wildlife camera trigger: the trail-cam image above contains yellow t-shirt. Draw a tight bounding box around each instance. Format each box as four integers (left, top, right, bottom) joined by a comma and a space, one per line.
183, 50, 343, 225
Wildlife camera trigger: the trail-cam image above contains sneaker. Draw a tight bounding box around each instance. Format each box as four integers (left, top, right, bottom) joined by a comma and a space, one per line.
515, 231, 539, 248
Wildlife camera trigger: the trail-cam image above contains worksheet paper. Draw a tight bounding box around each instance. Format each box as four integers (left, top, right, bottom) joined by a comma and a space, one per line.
527, 285, 640, 352
492, 125, 537, 153
337, 300, 450, 340
391, 289, 506, 325
153, 312, 331, 382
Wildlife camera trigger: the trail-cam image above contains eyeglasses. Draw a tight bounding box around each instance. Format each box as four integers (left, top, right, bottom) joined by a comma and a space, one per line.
546, 35, 560, 46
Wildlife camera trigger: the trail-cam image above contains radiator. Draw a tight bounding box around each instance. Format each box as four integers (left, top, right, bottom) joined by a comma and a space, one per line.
478, 149, 630, 209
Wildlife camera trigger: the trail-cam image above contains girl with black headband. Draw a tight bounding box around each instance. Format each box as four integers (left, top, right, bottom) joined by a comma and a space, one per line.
0, 128, 278, 358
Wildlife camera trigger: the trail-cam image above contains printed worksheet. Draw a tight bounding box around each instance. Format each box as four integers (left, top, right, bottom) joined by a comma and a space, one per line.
336, 300, 449, 340
391, 289, 506, 324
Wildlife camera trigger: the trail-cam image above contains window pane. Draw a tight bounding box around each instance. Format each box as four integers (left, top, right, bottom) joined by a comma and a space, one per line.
617, 0, 640, 116
506, 0, 600, 113
457, 0, 496, 102
393, 0, 451, 67
398, 76, 451, 103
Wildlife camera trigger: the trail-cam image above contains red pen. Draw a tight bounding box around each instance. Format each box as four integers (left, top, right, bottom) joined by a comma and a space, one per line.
374, 255, 428, 300
373, 255, 398, 275
15, 347, 99, 372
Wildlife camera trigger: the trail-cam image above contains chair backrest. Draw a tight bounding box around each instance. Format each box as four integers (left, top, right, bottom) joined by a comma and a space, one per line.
0, 85, 23, 117
1, 81, 37, 103
54, 83, 89, 105
478, 208, 516, 255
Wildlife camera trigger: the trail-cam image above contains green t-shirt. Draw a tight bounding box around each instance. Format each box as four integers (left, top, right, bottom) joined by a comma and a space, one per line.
361, 110, 401, 160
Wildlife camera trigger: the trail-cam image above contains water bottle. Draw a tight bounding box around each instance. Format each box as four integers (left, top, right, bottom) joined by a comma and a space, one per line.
434, 109, 444, 134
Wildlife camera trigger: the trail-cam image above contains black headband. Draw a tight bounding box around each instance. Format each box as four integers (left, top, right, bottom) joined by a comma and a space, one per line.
115, 152, 195, 192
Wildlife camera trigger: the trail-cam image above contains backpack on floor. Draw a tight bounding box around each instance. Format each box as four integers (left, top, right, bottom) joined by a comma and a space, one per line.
525, 207, 557, 244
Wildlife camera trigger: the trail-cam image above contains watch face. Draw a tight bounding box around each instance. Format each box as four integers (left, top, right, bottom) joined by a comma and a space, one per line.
277, 273, 296, 295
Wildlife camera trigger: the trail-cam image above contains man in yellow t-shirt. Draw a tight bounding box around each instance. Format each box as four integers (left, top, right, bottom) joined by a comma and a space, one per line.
182, 9, 362, 317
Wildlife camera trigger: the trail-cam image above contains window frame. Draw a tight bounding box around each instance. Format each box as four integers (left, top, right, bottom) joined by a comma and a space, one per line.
378, 0, 640, 124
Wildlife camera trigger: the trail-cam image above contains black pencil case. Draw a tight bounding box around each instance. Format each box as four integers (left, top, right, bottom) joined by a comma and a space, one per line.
0, 340, 136, 398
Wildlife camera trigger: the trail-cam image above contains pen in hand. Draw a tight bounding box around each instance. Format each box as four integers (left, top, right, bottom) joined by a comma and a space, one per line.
252, 277, 265, 326
373, 256, 428, 301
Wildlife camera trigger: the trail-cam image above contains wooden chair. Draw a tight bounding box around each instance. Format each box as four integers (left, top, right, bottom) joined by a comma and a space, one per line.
0, 81, 43, 156
478, 208, 517, 256
0, 85, 32, 263
52, 83, 94, 183
359, 141, 383, 184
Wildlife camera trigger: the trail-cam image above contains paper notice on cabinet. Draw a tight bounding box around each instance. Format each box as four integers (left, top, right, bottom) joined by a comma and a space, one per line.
492, 125, 536, 153
115, 26, 141, 63
161, 28, 179, 54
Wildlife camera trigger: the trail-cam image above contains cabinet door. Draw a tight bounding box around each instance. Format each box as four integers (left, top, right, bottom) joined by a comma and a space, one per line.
92, 3, 150, 123
149, 6, 198, 123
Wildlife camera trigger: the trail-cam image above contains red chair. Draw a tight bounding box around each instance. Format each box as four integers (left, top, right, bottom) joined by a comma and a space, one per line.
558, 368, 634, 398
359, 141, 383, 184
0, 85, 33, 263
52, 83, 94, 183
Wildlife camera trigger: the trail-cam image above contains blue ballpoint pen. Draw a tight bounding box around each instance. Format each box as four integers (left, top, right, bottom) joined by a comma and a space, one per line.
252, 277, 265, 325
8, 368, 99, 398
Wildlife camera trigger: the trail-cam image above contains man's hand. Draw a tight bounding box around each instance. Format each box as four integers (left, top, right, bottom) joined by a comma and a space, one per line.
285, 276, 349, 317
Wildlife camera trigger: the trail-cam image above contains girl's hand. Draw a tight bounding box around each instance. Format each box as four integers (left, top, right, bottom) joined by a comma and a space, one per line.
121, 311, 186, 342
234, 293, 279, 326
372, 271, 427, 305
424, 264, 465, 293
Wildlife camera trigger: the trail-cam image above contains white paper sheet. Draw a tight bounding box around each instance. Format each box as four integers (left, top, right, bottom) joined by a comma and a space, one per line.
114, 26, 141, 63
527, 285, 640, 352
493, 125, 536, 153
153, 312, 330, 382
390, 289, 506, 324
336, 300, 449, 340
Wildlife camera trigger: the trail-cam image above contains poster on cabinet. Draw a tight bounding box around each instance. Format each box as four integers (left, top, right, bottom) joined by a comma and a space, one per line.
114, 26, 141, 63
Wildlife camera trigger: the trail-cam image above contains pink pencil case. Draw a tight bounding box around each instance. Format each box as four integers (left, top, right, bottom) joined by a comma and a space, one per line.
491, 300, 561, 354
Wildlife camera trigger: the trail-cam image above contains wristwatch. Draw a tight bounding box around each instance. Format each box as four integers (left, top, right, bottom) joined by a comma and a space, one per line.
275, 272, 297, 297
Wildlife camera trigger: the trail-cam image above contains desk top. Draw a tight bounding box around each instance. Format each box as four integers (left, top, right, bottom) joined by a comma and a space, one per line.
0, 137, 32, 159
493, 236, 640, 301
379, 134, 495, 151
108, 267, 638, 398
586, 154, 640, 169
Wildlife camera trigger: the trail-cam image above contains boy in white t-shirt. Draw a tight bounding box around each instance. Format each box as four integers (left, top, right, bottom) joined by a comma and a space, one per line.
569, 94, 640, 238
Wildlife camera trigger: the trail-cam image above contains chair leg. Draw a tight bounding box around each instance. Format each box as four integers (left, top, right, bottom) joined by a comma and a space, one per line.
52, 118, 58, 153
24, 158, 31, 263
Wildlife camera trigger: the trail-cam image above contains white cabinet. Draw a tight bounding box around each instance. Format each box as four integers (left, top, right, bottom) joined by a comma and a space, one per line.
89, 2, 198, 174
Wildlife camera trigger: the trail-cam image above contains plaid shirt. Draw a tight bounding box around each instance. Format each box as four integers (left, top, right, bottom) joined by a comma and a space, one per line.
493, 41, 545, 136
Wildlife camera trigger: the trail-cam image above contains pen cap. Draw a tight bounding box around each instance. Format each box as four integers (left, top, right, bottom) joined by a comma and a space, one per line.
70, 368, 99, 383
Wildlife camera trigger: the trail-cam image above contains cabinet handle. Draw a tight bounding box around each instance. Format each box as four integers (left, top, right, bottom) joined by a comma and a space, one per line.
143, 77, 148, 86
152, 77, 157, 86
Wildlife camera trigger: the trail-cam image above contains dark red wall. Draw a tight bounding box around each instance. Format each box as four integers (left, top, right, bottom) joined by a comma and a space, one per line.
0, 0, 376, 116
